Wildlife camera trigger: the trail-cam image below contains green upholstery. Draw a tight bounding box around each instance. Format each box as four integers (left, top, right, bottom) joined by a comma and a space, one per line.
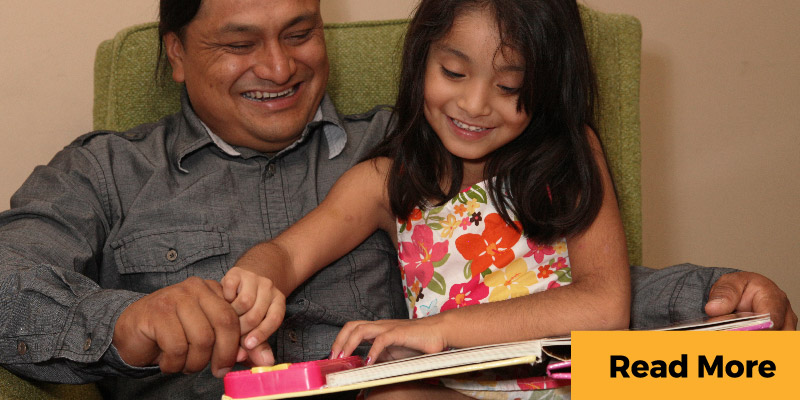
0, 367, 101, 400
1, 5, 642, 398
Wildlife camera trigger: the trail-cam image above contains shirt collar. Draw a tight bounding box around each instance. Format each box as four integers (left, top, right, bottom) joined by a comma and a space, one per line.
175, 91, 347, 172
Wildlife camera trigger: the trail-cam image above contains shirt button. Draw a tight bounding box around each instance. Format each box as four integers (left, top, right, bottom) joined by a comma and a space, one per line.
266, 164, 276, 178
165, 249, 178, 262
288, 330, 299, 343
17, 341, 27, 356
83, 337, 92, 352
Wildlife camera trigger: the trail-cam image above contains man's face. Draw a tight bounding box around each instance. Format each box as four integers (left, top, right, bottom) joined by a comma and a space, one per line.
165, 0, 328, 153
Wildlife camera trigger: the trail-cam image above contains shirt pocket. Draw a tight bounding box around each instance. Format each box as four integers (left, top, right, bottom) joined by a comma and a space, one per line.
111, 225, 230, 291
346, 232, 406, 320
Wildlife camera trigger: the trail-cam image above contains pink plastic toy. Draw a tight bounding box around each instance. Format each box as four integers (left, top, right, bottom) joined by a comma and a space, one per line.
224, 356, 364, 399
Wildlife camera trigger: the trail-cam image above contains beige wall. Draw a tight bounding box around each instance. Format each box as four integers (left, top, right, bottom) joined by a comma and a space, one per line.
1, 1, 798, 312
583, 0, 800, 314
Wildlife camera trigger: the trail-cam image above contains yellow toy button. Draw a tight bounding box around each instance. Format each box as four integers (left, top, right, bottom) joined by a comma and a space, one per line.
251, 363, 291, 374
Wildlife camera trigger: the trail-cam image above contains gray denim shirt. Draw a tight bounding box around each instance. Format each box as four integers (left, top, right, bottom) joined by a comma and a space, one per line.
0, 91, 736, 399
0, 92, 405, 398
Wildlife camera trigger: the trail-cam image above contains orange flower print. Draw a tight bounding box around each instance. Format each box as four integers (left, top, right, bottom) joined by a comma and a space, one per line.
455, 213, 522, 277
537, 265, 553, 279
453, 203, 468, 217
408, 280, 422, 311
398, 208, 423, 231
411, 280, 422, 297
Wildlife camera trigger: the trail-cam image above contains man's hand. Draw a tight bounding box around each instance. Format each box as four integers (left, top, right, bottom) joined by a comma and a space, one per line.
705, 271, 797, 330
221, 266, 285, 366
113, 277, 241, 377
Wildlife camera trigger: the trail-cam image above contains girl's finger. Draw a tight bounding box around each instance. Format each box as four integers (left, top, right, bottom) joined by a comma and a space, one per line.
330, 320, 369, 359
237, 279, 275, 333
220, 272, 242, 304
243, 291, 285, 350
340, 322, 390, 360
230, 277, 258, 316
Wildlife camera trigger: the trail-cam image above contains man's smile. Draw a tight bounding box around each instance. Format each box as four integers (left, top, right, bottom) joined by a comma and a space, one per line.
241, 84, 299, 101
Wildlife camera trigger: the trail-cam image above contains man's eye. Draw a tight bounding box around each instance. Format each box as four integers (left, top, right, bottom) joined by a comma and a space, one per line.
226, 43, 253, 52
441, 66, 464, 79
285, 30, 313, 43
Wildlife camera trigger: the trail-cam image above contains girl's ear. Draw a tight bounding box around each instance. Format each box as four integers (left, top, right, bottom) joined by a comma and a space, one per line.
163, 32, 186, 84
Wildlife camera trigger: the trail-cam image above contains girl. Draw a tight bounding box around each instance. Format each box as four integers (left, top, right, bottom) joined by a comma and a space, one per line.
226, 0, 630, 397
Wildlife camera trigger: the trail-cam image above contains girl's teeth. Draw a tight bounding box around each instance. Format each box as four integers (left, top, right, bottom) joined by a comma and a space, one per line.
452, 118, 487, 132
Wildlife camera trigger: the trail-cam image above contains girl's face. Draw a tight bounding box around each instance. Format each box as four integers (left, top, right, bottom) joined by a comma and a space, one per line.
423, 7, 531, 175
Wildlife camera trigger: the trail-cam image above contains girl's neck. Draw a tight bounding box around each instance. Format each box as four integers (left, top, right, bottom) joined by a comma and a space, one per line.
460, 159, 486, 191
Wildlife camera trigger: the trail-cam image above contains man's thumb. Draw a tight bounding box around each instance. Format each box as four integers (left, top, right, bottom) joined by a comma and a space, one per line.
705, 279, 740, 316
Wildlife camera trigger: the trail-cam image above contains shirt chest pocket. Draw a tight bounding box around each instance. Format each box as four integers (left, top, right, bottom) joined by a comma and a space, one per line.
111, 225, 230, 292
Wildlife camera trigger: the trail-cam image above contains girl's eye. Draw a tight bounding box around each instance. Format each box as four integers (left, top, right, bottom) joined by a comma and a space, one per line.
498, 85, 520, 94
441, 66, 465, 79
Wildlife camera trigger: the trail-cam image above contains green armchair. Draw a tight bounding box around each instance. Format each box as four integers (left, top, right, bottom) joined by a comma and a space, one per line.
2, 5, 641, 398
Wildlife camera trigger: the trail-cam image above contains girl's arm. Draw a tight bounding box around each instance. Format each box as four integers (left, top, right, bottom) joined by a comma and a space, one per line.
331, 129, 631, 363
221, 158, 396, 354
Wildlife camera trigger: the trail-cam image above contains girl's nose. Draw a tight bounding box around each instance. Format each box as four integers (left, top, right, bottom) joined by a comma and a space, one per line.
456, 83, 491, 118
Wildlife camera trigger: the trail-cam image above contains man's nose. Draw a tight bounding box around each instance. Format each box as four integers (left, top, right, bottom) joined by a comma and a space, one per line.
456, 82, 491, 118
252, 42, 296, 85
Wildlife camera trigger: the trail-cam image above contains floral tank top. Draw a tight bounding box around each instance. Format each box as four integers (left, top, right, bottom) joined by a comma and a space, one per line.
396, 181, 572, 319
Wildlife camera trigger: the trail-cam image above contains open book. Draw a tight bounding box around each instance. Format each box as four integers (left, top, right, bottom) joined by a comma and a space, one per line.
325, 336, 570, 387
645, 312, 774, 332
222, 312, 772, 400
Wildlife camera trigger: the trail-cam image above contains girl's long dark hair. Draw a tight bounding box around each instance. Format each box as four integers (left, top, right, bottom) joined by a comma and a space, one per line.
368, 0, 604, 243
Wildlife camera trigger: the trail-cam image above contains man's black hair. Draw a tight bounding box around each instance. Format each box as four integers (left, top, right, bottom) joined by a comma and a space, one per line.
156, 0, 203, 82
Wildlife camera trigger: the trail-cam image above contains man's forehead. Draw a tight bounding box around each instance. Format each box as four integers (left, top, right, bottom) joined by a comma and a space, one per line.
194, 0, 322, 32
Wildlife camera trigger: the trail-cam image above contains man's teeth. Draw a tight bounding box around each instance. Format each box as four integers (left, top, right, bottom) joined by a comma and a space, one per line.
242, 87, 295, 100
452, 118, 488, 132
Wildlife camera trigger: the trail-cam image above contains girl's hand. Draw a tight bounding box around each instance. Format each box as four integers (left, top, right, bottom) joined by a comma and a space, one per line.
331, 318, 448, 364
221, 266, 286, 366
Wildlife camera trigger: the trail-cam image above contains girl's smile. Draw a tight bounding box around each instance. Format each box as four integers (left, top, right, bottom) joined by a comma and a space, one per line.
448, 116, 494, 141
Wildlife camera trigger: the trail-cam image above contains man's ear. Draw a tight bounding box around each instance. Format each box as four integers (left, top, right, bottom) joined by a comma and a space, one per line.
164, 32, 186, 83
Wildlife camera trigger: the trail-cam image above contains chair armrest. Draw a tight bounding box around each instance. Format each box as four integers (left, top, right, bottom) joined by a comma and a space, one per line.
0, 366, 102, 400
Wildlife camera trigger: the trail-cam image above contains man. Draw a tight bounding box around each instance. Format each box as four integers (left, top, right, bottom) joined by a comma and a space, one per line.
0, 0, 794, 399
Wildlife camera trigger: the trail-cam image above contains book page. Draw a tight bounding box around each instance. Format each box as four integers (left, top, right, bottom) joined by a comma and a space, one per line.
325, 339, 549, 387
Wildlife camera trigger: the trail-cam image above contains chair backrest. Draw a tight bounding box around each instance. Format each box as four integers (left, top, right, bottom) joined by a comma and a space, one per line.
93, 6, 642, 264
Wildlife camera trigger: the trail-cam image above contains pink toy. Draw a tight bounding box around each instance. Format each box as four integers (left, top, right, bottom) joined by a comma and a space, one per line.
224, 356, 364, 399
546, 360, 572, 380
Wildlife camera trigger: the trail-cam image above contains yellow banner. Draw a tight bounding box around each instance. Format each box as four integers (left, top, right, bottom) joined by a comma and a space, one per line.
572, 331, 800, 399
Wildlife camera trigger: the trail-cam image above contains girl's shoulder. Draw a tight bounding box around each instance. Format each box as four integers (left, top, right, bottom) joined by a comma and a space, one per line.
347, 157, 392, 177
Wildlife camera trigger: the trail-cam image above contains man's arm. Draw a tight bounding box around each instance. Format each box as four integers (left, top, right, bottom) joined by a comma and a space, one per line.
630, 264, 797, 330
0, 148, 154, 383
0, 145, 243, 382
